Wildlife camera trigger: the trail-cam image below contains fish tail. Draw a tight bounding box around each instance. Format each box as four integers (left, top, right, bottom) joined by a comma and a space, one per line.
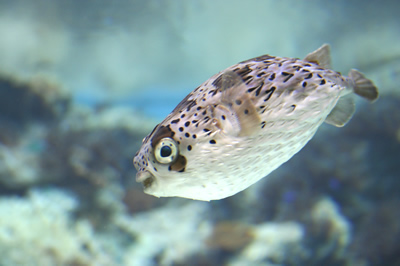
349, 69, 379, 102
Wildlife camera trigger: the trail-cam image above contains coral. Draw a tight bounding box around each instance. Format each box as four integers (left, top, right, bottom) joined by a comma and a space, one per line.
115, 201, 211, 266
234, 222, 304, 265
0, 189, 114, 266
302, 197, 352, 263
0, 73, 69, 189
0, 73, 70, 130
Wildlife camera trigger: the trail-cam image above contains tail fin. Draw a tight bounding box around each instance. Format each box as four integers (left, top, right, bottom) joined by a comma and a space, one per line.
349, 69, 379, 102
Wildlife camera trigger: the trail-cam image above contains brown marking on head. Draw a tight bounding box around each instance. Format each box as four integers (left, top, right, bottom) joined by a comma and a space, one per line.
169, 155, 187, 172
150, 125, 175, 148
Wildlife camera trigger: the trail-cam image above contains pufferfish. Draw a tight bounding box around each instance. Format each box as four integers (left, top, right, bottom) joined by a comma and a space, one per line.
133, 44, 378, 201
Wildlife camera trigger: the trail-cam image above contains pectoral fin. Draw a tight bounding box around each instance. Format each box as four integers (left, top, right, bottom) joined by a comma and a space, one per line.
213, 70, 262, 137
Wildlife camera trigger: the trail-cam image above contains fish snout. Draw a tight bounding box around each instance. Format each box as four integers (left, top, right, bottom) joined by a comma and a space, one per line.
136, 170, 155, 189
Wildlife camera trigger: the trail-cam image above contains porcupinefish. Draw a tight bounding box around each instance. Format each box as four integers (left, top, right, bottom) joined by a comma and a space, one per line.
133, 44, 378, 201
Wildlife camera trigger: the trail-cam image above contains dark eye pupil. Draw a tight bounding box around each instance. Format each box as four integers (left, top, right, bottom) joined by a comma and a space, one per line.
160, 146, 172, 157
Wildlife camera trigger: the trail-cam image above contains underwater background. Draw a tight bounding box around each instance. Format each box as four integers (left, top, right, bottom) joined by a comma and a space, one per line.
0, 0, 399, 265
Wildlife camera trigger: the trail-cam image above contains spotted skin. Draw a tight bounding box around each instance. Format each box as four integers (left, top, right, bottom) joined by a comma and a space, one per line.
133, 44, 378, 201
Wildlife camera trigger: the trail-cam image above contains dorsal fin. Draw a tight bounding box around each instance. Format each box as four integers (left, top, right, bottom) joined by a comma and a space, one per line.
304, 44, 331, 69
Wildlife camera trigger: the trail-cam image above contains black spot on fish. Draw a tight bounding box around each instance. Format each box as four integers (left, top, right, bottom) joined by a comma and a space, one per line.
244, 109, 249, 115
317, 74, 323, 78
153, 167, 158, 172
204, 128, 210, 132
235, 99, 242, 105
186, 101, 197, 112
255, 82, 264, 97
291, 104, 296, 110
261, 121, 266, 129
202, 110, 207, 115
304, 63, 312, 67
192, 134, 197, 139
212, 74, 223, 89
193, 86, 201, 92
269, 73, 276, 81
185, 132, 190, 138
187, 145, 192, 151
292, 65, 302, 71
192, 120, 198, 124
234, 66, 252, 78
302, 81, 307, 88
181, 114, 185, 118
221, 115, 226, 120
171, 119, 180, 124
320, 79, 326, 85
184, 121, 190, 127
197, 106, 202, 111
305, 73, 313, 79
179, 127, 184, 132
210, 139, 216, 144
170, 92, 195, 114
243, 75, 254, 85
257, 72, 266, 77
248, 87, 257, 93
282, 72, 294, 83
264, 87, 275, 102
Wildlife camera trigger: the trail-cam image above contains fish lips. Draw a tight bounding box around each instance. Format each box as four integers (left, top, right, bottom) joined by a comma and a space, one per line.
136, 170, 155, 190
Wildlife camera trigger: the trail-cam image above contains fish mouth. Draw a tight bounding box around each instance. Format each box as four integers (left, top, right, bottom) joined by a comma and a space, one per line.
136, 171, 155, 189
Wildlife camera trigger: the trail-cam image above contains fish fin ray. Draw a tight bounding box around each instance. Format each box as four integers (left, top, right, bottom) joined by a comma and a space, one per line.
211, 104, 241, 136
325, 95, 355, 127
235, 95, 262, 136
304, 44, 331, 69
349, 69, 379, 102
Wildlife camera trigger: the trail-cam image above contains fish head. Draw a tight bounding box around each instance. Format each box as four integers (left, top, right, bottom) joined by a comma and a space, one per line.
133, 118, 212, 201
133, 70, 266, 201
133, 103, 247, 201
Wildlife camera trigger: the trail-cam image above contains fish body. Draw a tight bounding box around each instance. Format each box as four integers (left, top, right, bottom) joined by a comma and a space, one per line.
133, 44, 378, 201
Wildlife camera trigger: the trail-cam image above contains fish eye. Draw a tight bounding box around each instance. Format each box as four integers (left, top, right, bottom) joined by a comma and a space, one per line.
154, 137, 178, 164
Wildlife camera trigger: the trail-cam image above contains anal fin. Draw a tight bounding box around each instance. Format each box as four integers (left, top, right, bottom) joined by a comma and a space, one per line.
325, 95, 355, 127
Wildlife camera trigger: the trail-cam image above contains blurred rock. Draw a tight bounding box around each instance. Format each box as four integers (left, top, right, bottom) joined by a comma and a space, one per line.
0, 73, 70, 145
206, 221, 254, 252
